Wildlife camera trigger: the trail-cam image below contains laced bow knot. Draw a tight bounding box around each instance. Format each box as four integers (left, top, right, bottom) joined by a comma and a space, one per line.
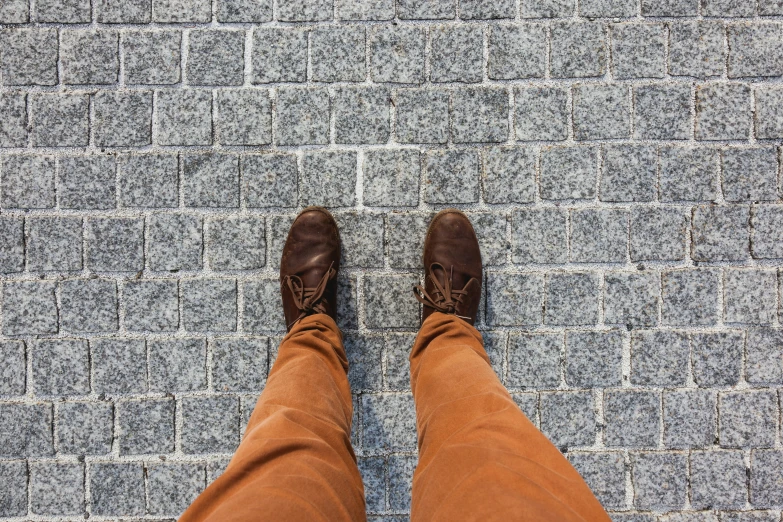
284, 261, 336, 329
413, 262, 473, 321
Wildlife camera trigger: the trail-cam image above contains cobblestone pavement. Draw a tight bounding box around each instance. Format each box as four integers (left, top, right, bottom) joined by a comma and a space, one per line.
2, 0, 783, 520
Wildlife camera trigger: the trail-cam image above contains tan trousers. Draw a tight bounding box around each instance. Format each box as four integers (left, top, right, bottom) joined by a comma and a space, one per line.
180, 312, 610, 522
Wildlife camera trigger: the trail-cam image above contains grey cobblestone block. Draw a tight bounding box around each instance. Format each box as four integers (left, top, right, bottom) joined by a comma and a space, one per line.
58, 155, 115, 210
33, 338, 89, 395
0, 93, 27, 147
669, 22, 724, 78
147, 463, 205, 516
430, 25, 483, 83
631, 330, 688, 386
724, 269, 776, 325
452, 87, 508, 143
601, 145, 657, 202
0, 29, 58, 85
207, 216, 265, 271
218, 0, 272, 21
604, 390, 660, 447
364, 275, 419, 329
486, 273, 543, 326
662, 269, 719, 326
760, 0, 783, 14
183, 154, 239, 208
473, 213, 508, 266
395, 88, 449, 144
570, 209, 628, 263
398, 0, 454, 18
370, 26, 425, 83
720, 513, 780, 522
0, 460, 27, 516
0, 0, 28, 23
752, 205, 783, 258
569, 452, 625, 509
336, 212, 384, 268
545, 273, 600, 326
551, 22, 606, 78
512, 208, 567, 263
0, 341, 25, 396
278, 0, 332, 21
387, 212, 431, 269
720, 390, 778, 448
756, 87, 783, 138
312, 26, 365, 82
611, 514, 657, 522
522, 0, 573, 18
213, 337, 267, 392
119, 154, 178, 208
0, 218, 23, 274
424, 149, 479, 204
385, 333, 414, 390
631, 207, 689, 262
94, 91, 153, 147
216, 90, 271, 146
57, 401, 113, 455
692, 205, 749, 261
573, 84, 630, 140
482, 331, 506, 379
565, 330, 622, 386
388, 455, 416, 511
149, 339, 206, 392
30, 462, 83, 515
604, 272, 658, 328
611, 23, 665, 79
97, 0, 151, 23
86, 218, 144, 272
92, 338, 147, 394
276, 88, 329, 146
338, 0, 393, 20
187, 30, 244, 86
642, 0, 698, 15
728, 23, 783, 78
30, 94, 89, 147
240, 394, 258, 435
123, 30, 181, 85
182, 395, 240, 454
750, 449, 783, 508
696, 83, 751, 141
243, 278, 285, 332
0, 403, 53, 457
301, 151, 357, 207
507, 332, 561, 389
488, 24, 546, 80
35, 0, 89, 21
183, 279, 237, 332
251, 28, 307, 83
148, 213, 203, 271
153, 0, 210, 21
124, 280, 179, 332
747, 328, 783, 384
361, 393, 417, 451
633, 84, 692, 141
156, 90, 212, 146
663, 390, 716, 448
61, 30, 118, 85
483, 146, 535, 204
660, 146, 719, 202
89, 462, 144, 516
206, 459, 231, 483
692, 332, 743, 387
540, 146, 596, 200
243, 154, 297, 208
334, 87, 390, 144
631, 452, 687, 510
1, 155, 55, 209
512, 392, 538, 422
514, 86, 568, 141
722, 147, 778, 201
580, 0, 635, 16
118, 398, 175, 454
26, 217, 82, 272
2, 281, 58, 335
363, 150, 420, 207
691, 450, 747, 509
704, 0, 756, 16
345, 333, 383, 391
60, 279, 118, 333
540, 391, 595, 448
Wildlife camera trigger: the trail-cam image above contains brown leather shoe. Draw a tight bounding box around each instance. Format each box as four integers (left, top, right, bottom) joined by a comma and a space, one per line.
280, 207, 341, 331
414, 209, 482, 325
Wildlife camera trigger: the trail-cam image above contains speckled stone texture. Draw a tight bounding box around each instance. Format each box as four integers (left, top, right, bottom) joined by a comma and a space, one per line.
1, 5, 783, 521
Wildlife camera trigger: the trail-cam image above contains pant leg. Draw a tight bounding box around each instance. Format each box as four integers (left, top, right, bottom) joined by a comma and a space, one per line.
180, 314, 366, 522
409, 312, 610, 522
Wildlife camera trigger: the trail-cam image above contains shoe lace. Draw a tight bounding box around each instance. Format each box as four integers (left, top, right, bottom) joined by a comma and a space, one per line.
413, 262, 473, 321
283, 261, 337, 329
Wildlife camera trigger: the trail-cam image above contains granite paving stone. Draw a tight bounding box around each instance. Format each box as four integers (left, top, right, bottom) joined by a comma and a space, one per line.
58, 155, 116, 210
123, 30, 182, 85
522, 0, 574, 17
0, 29, 58, 85
118, 398, 175, 455
36, 0, 90, 22
156, 90, 213, 146
0, 403, 53, 457
604, 272, 658, 328
752, 205, 783, 258
183, 154, 239, 208
663, 389, 716, 449
242, 154, 297, 208
486, 272, 543, 326
0, 0, 28, 23
540, 146, 597, 200
335, 212, 385, 268
692, 332, 744, 387
33, 338, 89, 396
395, 88, 450, 144
207, 216, 266, 271
728, 23, 783, 78
610, 23, 665, 80
662, 269, 720, 326
187, 30, 245, 86
0, 461, 27, 516
277, 0, 331, 21
56, 401, 113, 455
719, 390, 778, 448
59, 279, 119, 333
750, 449, 783, 508
334, 87, 390, 145
386, 212, 432, 269
755, 87, 783, 139
30, 462, 84, 515
690, 450, 748, 509
0, 218, 23, 274
94, 91, 153, 147
30, 94, 89, 147
483, 146, 536, 204
512, 208, 568, 264
631, 330, 689, 386
398, 0, 455, 19
212, 337, 268, 392
0, 341, 25, 396
123, 280, 179, 332
507, 332, 561, 389
369, 26, 426, 84
746, 328, 783, 385
86, 218, 144, 272
695, 83, 752, 141
311, 26, 366, 83
2, 281, 58, 335
565, 330, 623, 387
550, 22, 606, 78
488, 24, 546, 80
631, 452, 687, 510
669, 22, 725, 78
569, 452, 625, 509
570, 209, 629, 263
118, 154, 178, 208
89, 463, 145, 516
514, 87, 568, 141
26, 217, 82, 272
91, 338, 147, 394
1, 154, 55, 209
0, 93, 28, 147
338, 0, 394, 20
604, 390, 660, 448
251, 28, 307, 83
300, 151, 357, 207
149, 339, 206, 392
216, 90, 272, 146
722, 147, 778, 201
540, 391, 596, 448
430, 25, 483, 83
545, 273, 600, 326
183, 279, 237, 332
692, 205, 750, 262
243, 278, 286, 332
60, 30, 119, 85
148, 213, 203, 271
147, 463, 206, 516
363, 150, 420, 207
724, 270, 776, 325
153, 0, 210, 22
97, 0, 152, 23
452, 87, 509, 143
580, 0, 636, 17
600, 145, 657, 202
630, 207, 690, 262
633, 84, 692, 141
423, 149, 480, 204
